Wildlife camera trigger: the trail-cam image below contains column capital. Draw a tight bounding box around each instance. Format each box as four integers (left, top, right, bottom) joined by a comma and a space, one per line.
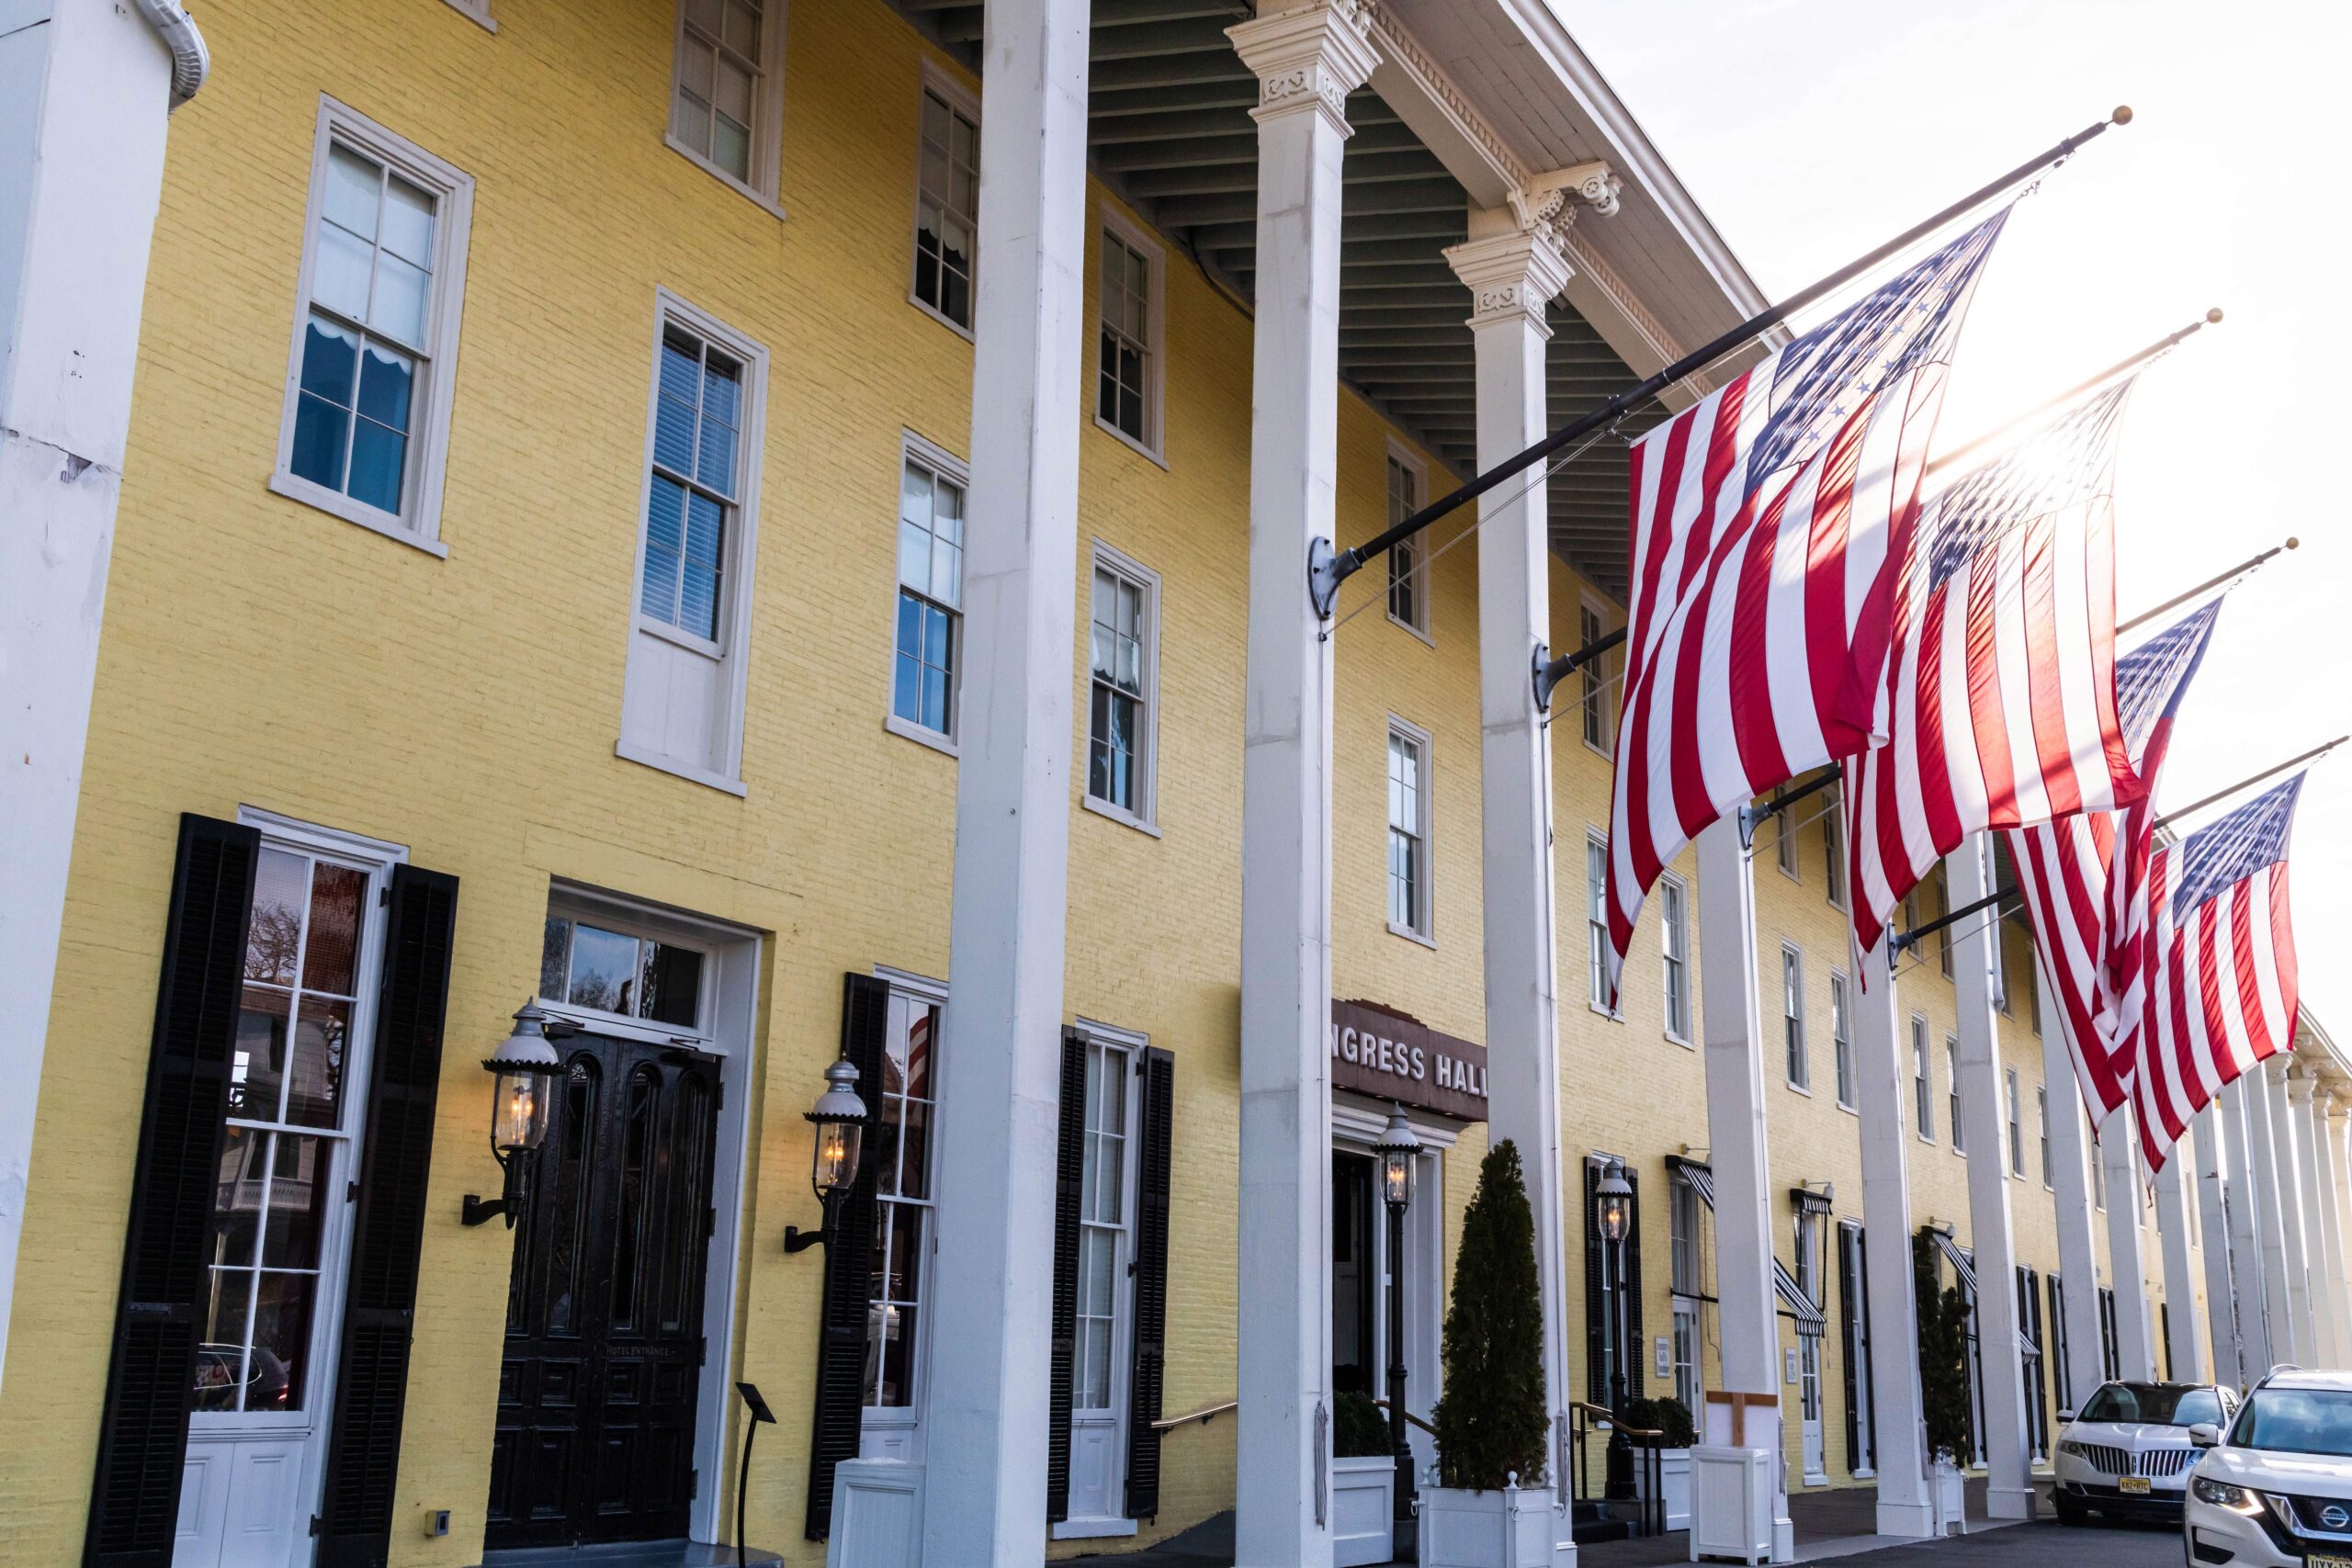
2289, 1069, 2318, 1104
1443, 224, 1574, 333
1227, 2, 1380, 135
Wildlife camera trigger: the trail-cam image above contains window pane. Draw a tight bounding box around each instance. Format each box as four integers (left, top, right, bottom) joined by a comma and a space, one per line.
250, 1270, 314, 1410
711, 112, 751, 180
643, 478, 687, 622
567, 923, 641, 1014
346, 418, 407, 515
540, 918, 571, 1000
369, 252, 430, 345
246, 851, 309, 985
291, 394, 351, 493
261, 1134, 333, 1267
212, 1124, 266, 1267
234, 987, 291, 1122
194, 1268, 255, 1411
322, 145, 382, 240
641, 942, 704, 1028
312, 222, 375, 322
356, 341, 414, 434
930, 533, 962, 610
724, 0, 760, 56
380, 175, 435, 266
673, 86, 712, 153
298, 315, 361, 405
284, 998, 349, 1129
301, 863, 366, 997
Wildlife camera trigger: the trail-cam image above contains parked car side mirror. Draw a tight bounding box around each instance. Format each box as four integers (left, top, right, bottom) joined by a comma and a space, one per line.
2056, 1408, 2075, 1424
2188, 1423, 2222, 1449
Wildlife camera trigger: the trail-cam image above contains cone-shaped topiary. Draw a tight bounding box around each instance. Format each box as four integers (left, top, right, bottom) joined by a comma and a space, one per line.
1912, 1233, 1973, 1466
1432, 1138, 1549, 1490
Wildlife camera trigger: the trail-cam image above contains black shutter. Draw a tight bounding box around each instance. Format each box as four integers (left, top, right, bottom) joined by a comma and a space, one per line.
1045, 1028, 1087, 1525
1623, 1171, 1645, 1401
1838, 1225, 1860, 1471
2161, 1303, 2174, 1381
85, 815, 261, 1568
1858, 1226, 1875, 1469
804, 974, 888, 1540
1124, 1047, 1174, 1521
2047, 1275, 2070, 1410
317, 864, 459, 1567
1583, 1163, 1605, 1404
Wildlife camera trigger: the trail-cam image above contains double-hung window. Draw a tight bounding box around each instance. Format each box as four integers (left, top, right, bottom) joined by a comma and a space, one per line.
1913, 1017, 1934, 1142
1386, 452, 1430, 639
668, 0, 786, 210
911, 78, 979, 331
1095, 218, 1163, 460
274, 100, 473, 553
1947, 1036, 1963, 1151
1669, 1173, 1706, 1412
1087, 547, 1159, 829
890, 437, 967, 747
1831, 971, 1854, 1108
1782, 946, 1808, 1089
1823, 788, 1848, 909
1075, 1038, 1134, 1421
1776, 812, 1800, 880
1387, 723, 1433, 942
1587, 834, 1611, 1011
1661, 875, 1691, 1044
2038, 1087, 2052, 1186
1580, 603, 1612, 753
620, 296, 768, 792
865, 991, 942, 1414
2007, 1066, 2025, 1176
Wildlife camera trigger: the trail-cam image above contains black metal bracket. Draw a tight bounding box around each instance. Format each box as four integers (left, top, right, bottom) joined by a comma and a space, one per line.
783, 1189, 842, 1254
462, 1142, 529, 1228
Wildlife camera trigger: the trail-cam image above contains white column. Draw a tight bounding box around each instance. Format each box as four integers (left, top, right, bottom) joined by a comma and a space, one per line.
0, 0, 191, 1398
2303, 1089, 2347, 1364
1445, 212, 1579, 1554
2264, 1065, 2314, 1361
1851, 936, 1932, 1536
2287, 1072, 2333, 1364
2243, 1069, 2300, 1366
1946, 839, 2032, 1517
2154, 1161, 2205, 1382
1225, 8, 1376, 1563
2222, 1078, 2280, 1373
2039, 963, 2106, 1410
2325, 1100, 2352, 1364
924, 0, 1090, 1554
2189, 1107, 2245, 1387
1696, 816, 1790, 1560
2098, 1110, 2155, 1379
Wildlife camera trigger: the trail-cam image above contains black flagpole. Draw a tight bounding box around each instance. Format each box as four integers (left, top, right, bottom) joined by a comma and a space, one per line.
1890, 736, 2350, 953
2119, 538, 2297, 635
1314, 107, 2131, 617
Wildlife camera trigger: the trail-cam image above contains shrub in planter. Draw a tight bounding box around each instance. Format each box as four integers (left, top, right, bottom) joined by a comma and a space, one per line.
1912, 1233, 1973, 1466
1431, 1139, 1548, 1491
1337, 1390, 1394, 1459
1621, 1394, 1696, 1450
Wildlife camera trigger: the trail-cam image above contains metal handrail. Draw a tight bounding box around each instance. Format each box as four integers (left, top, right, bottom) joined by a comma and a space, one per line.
1369, 1397, 1439, 1437
1569, 1400, 1664, 1439
1152, 1399, 1237, 1432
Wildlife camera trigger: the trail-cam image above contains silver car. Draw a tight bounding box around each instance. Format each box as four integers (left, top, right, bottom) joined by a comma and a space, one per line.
2054, 1380, 2239, 1525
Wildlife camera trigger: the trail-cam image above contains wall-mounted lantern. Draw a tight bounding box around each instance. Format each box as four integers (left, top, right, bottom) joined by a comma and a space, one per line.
784, 1057, 868, 1254
462, 1003, 563, 1227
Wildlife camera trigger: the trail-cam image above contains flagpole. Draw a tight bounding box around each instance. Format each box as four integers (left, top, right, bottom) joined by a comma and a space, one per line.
1891, 735, 2350, 953
1924, 309, 2222, 479
1313, 107, 2133, 616
2119, 538, 2298, 634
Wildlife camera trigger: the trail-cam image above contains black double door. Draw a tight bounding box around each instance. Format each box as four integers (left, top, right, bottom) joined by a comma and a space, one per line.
488, 1032, 721, 1550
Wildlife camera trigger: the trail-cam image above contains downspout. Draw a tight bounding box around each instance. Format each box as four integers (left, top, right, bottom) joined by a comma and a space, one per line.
129, 0, 209, 107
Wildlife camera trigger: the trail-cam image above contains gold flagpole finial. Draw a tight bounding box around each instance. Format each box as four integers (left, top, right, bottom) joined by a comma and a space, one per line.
2111, 105, 2134, 125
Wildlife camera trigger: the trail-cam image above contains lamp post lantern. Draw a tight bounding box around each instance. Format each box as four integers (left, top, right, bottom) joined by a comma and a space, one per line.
1373, 1106, 1421, 1524
1597, 1156, 1635, 1501
462, 1003, 564, 1227
784, 1056, 868, 1253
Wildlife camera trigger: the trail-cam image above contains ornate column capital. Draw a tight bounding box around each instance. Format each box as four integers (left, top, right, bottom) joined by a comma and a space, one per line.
1443, 222, 1574, 333
1227, 1, 1380, 136
2289, 1069, 2318, 1104
1508, 159, 1624, 242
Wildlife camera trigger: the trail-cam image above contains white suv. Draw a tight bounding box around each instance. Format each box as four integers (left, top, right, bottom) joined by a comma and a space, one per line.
2054, 1380, 2236, 1524
2185, 1369, 2352, 1568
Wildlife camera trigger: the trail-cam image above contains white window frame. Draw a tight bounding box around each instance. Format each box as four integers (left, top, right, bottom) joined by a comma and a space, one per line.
2039, 1085, 2052, 1188
1660, 873, 1692, 1047
884, 430, 970, 758
1578, 596, 1614, 758
1587, 830, 1615, 1018
664, 0, 790, 219
907, 62, 980, 340
269, 97, 474, 558
1385, 442, 1433, 645
1781, 943, 1809, 1092
1913, 1015, 1935, 1144
1093, 208, 1166, 467
1830, 969, 1855, 1111
1947, 1035, 1963, 1155
1053, 1017, 1147, 1538
1775, 808, 1801, 882
616, 288, 769, 795
440, 0, 495, 29
855, 970, 945, 1461
1385, 716, 1436, 946
1823, 786, 1848, 911
2007, 1066, 2025, 1177
1082, 541, 1163, 836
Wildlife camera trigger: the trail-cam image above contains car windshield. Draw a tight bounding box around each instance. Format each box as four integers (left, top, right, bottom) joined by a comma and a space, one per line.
2230, 1389, 2352, 1457
2077, 1382, 2222, 1426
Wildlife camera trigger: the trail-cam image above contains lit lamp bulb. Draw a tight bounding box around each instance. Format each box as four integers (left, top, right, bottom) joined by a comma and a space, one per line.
1597, 1157, 1633, 1243
1374, 1104, 1420, 1213
485, 1003, 561, 1155
807, 1057, 867, 1201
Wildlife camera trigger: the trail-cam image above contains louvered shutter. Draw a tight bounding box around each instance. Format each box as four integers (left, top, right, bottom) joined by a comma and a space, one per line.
317, 864, 459, 1567
85, 815, 261, 1568
1838, 1226, 1861, 1472
1045, 1028, 1087, 1524
1124, 1047, 1174, 1521
1858, 1226, 1875, 1470
803, 974, 888, 1540
1583, 1163, 1605, 1403
1623, 1171, 1645, 1401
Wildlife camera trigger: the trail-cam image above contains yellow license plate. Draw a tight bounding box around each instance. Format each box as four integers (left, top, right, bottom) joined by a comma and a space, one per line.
2119, 1476, 2152, 1495
2306, 1555, 2352, 1568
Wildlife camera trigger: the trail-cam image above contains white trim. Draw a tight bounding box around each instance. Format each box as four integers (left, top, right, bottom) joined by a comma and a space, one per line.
1659, 870, 1692, 1046
1576, 593, 1615, 760
873, 963, 948, 1002
1385, 714, 1436, 944
1780, 940, 1808, 1091
1584, 826, 1618, 1021
1083, 539, 1163, 833
1828, 966, 1855, 1111
616, 288, 770, 794
664, 0, 790, 218
907, 61, 981, 341
270, 96, 474, 553
887, 712, 960, 759
1092, 206, 1167, 467
887, 429, 971, 750
1911, 1013, 1937, 1145
1383, 439, 1434, 645
439, 0, 496, 31
1052, 1518, 1141, 1540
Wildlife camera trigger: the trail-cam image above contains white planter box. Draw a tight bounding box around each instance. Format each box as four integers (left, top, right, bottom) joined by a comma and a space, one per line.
1931, 1460, 1966, 1537
1634, 1447, 1691, 1531
1687, 1445, 1772, 1564
826, 1459, 924, 1568
1331, 1454, 1397, 1568
1419, 1479, 1553, 1568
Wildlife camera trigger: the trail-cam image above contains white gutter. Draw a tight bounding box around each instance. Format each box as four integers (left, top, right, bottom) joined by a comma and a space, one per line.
130, 0, 208, 107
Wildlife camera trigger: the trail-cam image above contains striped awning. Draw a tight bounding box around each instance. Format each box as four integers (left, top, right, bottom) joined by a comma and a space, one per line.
2017, 1332, 2041, 1360
1929, 1231, 1979, 1294
1773, 1259, 1827, 1338
1678, 1161, 1717, 1209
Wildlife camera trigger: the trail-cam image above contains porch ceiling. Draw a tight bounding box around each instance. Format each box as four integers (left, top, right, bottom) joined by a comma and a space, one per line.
897, 0, 1663, 601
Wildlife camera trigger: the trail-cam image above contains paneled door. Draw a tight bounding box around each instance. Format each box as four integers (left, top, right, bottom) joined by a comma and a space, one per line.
488, 1033, 720, 1549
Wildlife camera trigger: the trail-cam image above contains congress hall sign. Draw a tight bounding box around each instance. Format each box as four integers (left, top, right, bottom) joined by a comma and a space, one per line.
1329, 998, 1488, 1122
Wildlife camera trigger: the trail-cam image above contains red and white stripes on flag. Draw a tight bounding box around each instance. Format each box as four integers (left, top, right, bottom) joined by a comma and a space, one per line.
1844, 382, 2141, 958
2003, 602, 2219, 1119
1603, 216, 2007, 998
2132, 775, 2304, 1172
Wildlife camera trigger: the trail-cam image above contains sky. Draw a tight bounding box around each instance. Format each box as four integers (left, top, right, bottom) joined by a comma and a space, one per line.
1563, 0, 2352, 1032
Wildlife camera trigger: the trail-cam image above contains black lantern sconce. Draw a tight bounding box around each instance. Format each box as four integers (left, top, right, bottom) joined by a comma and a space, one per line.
462, 1003, 564, 1227
1371, 1105, 1422, 1524
784, 1056, 868, 1254
1597, 1156, 1636, 1499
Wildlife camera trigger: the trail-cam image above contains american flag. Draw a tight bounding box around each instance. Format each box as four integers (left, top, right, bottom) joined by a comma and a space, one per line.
2132, 774, 2304, 1171
2004, 602, 2220, 1118
1605, 214, 2007, 996
1842, 381, 2141, 958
